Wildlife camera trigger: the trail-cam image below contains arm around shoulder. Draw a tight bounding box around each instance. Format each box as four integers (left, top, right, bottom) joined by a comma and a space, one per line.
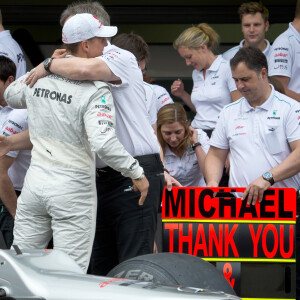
50, 57, 119, 82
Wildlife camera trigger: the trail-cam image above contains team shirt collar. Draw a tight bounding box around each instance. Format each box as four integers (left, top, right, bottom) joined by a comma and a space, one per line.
289, 22, 300, 43
0, 30, 11, 39
240, 39, 270, 55
165, 145, 176, 157
207, 55, 223, 72
242, 84, 275, 113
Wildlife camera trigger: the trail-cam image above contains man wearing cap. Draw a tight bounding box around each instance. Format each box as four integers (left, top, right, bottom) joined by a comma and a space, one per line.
26, 3, 167, 276
3, 13, 149, 272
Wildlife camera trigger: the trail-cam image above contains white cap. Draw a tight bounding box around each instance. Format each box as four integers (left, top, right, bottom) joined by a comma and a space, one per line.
62, 13, 118, 44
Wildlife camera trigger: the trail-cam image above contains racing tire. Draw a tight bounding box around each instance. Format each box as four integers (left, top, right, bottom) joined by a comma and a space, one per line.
107, 252, 235, 295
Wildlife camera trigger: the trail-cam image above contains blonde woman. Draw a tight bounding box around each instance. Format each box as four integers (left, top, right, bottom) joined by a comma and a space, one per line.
171, 23, 241, 138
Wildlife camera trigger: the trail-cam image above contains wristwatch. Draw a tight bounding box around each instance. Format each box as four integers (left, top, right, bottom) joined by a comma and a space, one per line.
163, 168, 170, 174
262, 171, 275, 185
43, 57, 53, 73
133, 172, 145, 180
192, 142, 201, 151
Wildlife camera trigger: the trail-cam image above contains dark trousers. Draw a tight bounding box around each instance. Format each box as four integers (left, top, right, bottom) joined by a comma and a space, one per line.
0, 190, 21, 249
89, 153, 164, 276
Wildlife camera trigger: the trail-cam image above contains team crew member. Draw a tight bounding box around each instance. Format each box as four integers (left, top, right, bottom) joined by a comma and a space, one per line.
0, 56, 30, 248
152, 84, 174, 112
206, 47, 300, 201
143, 73, 174, 113
143, 81, 158, 126
157, 103, 209, 187
268, 0, 300, 102
205, 46, 300, 299
4, 13, 148, 272
90, 32, 164, 275
0, 9, 26, 79
171, 23, 240, 138
26, 4, 167, 276
143, 83, 174, 124
222, 2, 271, 61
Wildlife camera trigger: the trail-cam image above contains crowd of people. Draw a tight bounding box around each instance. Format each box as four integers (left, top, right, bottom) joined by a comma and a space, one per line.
0, 0, 299, 297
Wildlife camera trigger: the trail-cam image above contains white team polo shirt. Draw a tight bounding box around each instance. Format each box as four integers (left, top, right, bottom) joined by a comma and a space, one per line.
164, 130, 210, 187
268, 23, 300, 94
96, 43, 160, 168
190, 55, 237, 130
0, 106, 31, 190
152, 84, 174, 112
143, 82, 157, 125
210, 85, 300, 190
0, 30, 26, 79
222, 39, 271, 61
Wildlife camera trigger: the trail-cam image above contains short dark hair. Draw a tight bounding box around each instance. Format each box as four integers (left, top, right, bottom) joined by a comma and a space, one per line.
0, 56, 16, 81
230, 46, 268, 73
238, 2, 269, 23
112, 33, 150, 63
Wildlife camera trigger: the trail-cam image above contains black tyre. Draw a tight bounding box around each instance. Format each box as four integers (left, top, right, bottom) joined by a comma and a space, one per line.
107, 253, 235, 295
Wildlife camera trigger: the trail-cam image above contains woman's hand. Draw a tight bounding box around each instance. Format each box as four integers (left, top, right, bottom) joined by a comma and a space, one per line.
171, 78, 185, 98
189, 126, 198, 144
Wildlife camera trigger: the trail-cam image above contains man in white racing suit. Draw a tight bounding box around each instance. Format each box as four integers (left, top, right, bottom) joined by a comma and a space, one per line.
3, 13, 148, 272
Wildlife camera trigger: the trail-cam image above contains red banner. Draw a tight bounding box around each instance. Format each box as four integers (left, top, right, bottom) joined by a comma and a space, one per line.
162, 188, 296, 260
162, 187, 296, 221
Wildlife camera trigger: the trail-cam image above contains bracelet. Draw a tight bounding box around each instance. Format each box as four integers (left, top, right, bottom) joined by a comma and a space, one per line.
163, 168, 170, 174
192, 142, 201, 150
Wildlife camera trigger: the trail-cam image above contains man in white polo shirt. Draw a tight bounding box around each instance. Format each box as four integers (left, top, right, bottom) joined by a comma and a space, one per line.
0, 9, 26, 79
206, 47, 300, 203
268, 0, 300, 102
223, 2, 271, 61
205, 47, 300, 298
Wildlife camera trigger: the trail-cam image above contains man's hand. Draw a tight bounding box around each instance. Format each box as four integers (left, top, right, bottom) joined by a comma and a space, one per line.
242, 177, 270, 205
0, 135, 11, 157
132, 176, 149, 206
164, 171, 182, 191
51, 49, 68, 59
26, 62, 49, 88
26, 49, 68, 88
